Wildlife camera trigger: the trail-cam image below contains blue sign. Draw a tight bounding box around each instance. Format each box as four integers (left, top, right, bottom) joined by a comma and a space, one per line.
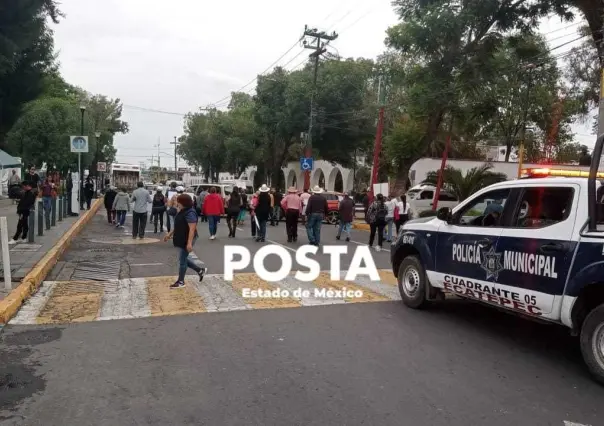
300, 157, 313, 171
70, 136, 89, 153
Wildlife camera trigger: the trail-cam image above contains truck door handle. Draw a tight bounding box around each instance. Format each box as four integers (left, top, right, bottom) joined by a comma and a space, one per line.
540, 243, 564, 253
477, 239, 492, 248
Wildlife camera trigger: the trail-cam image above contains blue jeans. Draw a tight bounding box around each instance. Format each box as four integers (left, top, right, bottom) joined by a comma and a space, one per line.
385, 218, 394, 241
42, 196, 52, 229
337, 221, 351, 239
306, 213, 323, 244
208, 215, 219, 236
258, 219, 267, 240
177, 237, 204, 282
117, 210, 127, 226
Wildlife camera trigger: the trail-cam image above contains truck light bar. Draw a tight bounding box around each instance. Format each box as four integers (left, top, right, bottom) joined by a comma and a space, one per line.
520, 167, 604, 179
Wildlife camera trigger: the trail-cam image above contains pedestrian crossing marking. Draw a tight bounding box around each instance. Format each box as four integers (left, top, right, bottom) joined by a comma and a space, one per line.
377, 270, 397, 286
36, 280, 106, 324
9, 270, 401, 325
313, 272, 390, 303
231, 274, 302, 309
146, 277, 206, 316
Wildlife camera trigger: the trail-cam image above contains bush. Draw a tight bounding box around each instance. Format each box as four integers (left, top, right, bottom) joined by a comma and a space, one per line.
418, 210, 438, 218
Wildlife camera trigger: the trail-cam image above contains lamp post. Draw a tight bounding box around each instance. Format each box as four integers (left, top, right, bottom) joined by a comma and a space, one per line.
79, 106, 86, 210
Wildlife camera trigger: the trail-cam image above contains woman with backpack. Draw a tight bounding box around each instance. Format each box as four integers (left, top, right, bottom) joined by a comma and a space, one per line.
226, 187, 242, 238
366, 193, 388, 252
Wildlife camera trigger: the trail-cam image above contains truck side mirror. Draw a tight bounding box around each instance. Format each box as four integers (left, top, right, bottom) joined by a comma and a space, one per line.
437, 207, 452, 223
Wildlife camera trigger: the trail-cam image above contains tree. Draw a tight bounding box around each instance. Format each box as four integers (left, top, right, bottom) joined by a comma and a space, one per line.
384, 0, 557, 191
6, 97, 97, 172
0, 0, 62, 147
422, 164, 507, 201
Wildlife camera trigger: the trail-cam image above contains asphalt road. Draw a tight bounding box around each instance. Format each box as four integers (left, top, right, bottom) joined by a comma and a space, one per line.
1, 209, 603, 425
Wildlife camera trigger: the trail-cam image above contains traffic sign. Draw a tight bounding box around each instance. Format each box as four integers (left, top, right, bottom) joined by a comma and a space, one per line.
97, 162, 107, 172
300, 157, 313, 171
70, 136, 89, 153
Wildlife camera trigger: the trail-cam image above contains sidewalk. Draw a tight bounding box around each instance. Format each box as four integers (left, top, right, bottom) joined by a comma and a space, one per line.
0, 198, 81, 299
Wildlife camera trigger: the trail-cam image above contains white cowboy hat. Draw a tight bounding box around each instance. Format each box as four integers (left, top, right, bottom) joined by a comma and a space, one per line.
311, 185, 323, 194
259, 184, 270, 192
156, 186, 163, 191
176, 186, 184, 192
287, 186, 297, 193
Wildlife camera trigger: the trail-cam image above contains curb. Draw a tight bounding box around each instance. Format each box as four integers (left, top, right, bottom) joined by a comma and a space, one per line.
0, 199, 102, 325
352, 222, 370, 231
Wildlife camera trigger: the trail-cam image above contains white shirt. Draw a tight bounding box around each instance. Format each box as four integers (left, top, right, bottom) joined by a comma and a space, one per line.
397, 201, 410, 215
385, 199, 396, 218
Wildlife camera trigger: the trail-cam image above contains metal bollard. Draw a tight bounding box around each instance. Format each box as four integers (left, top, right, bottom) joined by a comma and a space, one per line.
1, 216, 12, 289
51, 198, 57, 226
28, 208, 35, 242
58, 196, 63, 221
63, 196, 68, 218
38, 201, 43, 236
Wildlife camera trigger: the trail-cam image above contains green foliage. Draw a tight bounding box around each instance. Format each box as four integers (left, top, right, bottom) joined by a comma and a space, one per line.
422, 164, 507, 201
0, 0, 62, 146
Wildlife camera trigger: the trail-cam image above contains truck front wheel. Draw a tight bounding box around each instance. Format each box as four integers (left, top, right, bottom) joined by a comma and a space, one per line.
580, 304, 604, 385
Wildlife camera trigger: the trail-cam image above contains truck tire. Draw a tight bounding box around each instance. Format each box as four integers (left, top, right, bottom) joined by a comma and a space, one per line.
398, 255, 429, 309
580, 304, 604, 385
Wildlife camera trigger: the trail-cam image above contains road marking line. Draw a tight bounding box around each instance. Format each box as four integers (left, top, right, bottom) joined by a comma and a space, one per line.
313, 272, 390, 303
349, 239, 391, 253
189, 275, 252, 312
277, 275, 347, 306
10, 282, 57, 325
230, 273, 302, 310
98, 278, 151, 320
130, 263, 163, 266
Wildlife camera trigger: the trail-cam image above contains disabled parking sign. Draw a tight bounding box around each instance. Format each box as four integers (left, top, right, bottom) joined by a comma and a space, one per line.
300, 157, 313, 171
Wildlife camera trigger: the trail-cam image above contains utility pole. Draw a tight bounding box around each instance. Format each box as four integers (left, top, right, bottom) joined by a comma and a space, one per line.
517, 63, 536, 178
433, 117, 454, 211
302, 25, 338, 190
171, 136, 179, 181
369, 76, 386, 203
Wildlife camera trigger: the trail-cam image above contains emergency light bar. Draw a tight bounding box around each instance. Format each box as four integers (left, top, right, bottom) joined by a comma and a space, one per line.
520, 167, 604, 179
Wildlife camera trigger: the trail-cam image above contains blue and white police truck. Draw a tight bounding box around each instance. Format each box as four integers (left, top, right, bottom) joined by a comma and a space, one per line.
391, 142, 604, 384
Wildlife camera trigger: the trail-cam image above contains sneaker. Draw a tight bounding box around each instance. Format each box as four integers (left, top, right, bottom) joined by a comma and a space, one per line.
170, 281, 185, 289
376, 246, 382, 252
8, 239, 17, 245
210, 235, 215, 240
336, 235, 340, 240
346, 237, 350, 242
198, 267, 207, 282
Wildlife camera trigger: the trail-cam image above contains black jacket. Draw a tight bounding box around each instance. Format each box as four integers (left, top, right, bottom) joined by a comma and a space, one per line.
173, 207, 197, 249
17, 189, 35, 213
306, 194, 329, 216
104, 189, 117, 209
255, 192, 272, 220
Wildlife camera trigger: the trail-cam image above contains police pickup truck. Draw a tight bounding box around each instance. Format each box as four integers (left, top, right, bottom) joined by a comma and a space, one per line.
391, 165, 604, 384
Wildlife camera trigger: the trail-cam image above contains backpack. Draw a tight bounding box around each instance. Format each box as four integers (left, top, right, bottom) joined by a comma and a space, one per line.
376, 203, 388, 221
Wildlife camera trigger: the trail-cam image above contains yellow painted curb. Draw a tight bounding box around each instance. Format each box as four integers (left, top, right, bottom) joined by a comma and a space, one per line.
0, 199, 103, 325
352, 221, 370, 231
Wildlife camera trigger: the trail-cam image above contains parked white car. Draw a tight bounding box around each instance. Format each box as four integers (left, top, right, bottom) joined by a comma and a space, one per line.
407, 184, 458, 217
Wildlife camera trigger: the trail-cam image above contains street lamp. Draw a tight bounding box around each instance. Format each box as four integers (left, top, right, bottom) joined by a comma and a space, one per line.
79, 106, 86, 210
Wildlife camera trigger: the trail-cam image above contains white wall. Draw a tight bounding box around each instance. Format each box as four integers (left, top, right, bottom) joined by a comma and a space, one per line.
408, 158, 591, 186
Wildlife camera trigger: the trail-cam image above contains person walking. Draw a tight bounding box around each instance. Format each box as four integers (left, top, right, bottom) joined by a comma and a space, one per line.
395, 194, 410, 236
336, 192, 354, 242
8, 182, 36, 244
131, 181, 152, 239
40, 177, 53, 230
305, 186, 329, 246
8, 170, 21, 203
165, 183, 178, 231
281, 187, 301, 242
202, 186, 224, 240
225, 187, 241, 238
384, 195, 396, 242
83, 176, 94, 210
238, 188, 248, 225
270, 188, 282, 226
163, 194, 207, 289
104, 186, 118, 224
367, 193, 388, 252
23, 166, 40, 195
250, 191, 259, 238
112, 187, 130, 228
196, 187, 208, 222
151, 186, 167, 233
253, 185, 271, 242
300, 189, 310, 225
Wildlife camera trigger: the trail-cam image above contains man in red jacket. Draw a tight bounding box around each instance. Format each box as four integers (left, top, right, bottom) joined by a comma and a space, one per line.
202, 187, 224, 240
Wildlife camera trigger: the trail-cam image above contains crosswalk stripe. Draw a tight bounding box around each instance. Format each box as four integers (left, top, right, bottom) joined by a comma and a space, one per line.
8, 270, 401, 325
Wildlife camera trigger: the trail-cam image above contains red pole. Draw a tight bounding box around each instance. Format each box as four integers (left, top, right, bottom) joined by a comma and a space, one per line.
303, 146, 311, 191
432, 131, 452, 211
369, 106, 385, 203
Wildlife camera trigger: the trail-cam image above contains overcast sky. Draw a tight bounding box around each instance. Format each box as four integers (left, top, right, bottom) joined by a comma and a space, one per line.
52, 0, 595, 168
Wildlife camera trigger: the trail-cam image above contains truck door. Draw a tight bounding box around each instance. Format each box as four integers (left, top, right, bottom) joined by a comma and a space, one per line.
493, 185, 577, 318
433, 187, 512, 289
